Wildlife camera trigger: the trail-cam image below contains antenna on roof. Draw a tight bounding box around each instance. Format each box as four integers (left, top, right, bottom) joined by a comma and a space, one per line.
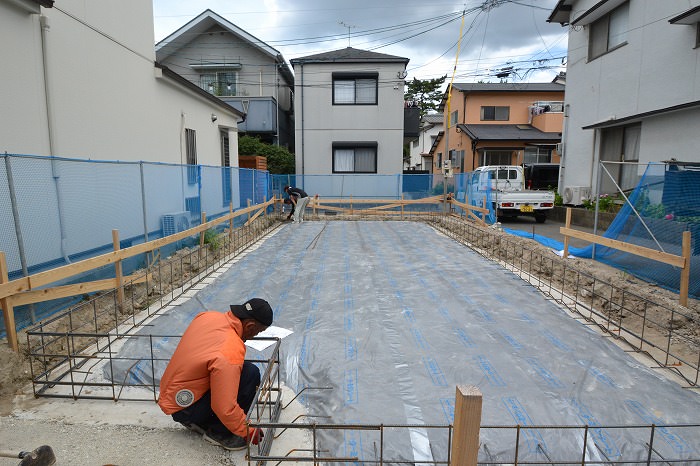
338, 20, 357, 47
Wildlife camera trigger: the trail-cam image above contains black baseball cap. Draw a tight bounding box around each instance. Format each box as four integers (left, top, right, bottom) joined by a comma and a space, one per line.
230, 298, 273, 326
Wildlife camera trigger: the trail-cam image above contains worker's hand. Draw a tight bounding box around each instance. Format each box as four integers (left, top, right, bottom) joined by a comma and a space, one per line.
246, 427, 264, 445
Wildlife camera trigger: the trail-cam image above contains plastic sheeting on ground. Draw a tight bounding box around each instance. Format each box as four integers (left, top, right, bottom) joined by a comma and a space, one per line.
109, 221, 700, 464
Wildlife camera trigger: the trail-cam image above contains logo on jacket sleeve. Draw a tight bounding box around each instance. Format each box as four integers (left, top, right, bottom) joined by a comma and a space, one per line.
175, 389, 194, 407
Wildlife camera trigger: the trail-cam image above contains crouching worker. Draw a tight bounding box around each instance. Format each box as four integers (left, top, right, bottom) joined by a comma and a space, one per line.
158, 298, 272, 450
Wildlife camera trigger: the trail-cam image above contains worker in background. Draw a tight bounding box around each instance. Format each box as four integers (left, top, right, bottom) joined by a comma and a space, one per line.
284, 185, 310, 223
158, 298, 272, 450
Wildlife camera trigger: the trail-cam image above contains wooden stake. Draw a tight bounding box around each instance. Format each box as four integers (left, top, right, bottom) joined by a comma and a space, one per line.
401, 194, 405, 219
563, 207, 572, 259
450, 384, 482, 466
0, 252, 18, 351
112, 230, 125, 314
680, 230, 691, 307
200, 212, 207, 249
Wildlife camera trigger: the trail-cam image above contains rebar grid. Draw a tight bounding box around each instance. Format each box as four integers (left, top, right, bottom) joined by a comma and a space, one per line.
24, 215, 279, 398
21, 214, 700, 465
427, 214, 700, 387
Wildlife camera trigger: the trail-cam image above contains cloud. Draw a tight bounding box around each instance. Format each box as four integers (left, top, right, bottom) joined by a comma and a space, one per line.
153, 0, 567, 83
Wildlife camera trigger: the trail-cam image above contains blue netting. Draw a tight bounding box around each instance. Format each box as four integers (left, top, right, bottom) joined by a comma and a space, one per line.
0, 154, 273, 336
506, 163, 700, 299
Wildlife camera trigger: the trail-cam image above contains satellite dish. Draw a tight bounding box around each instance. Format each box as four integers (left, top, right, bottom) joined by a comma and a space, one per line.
397, 70, 408, 79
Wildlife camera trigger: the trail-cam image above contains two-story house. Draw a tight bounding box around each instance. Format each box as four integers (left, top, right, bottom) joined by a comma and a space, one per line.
290, 47, 409, 179
432, 83, 564, 174
548, 1, 700, 203
1, 0, 243, 164
156, 9, 295, 151
407, 113, 443, 173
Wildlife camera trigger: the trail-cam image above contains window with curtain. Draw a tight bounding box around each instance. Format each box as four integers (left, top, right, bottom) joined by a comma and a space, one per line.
200, 71, 237, 96
588, 2, 629, 60
220, 129, 231, 205
481, 106, 510, 121
333, 74, 378, 105
333, 143, 377, 173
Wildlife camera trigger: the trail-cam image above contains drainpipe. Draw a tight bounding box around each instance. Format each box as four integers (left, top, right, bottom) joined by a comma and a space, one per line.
40, 14, 70, 264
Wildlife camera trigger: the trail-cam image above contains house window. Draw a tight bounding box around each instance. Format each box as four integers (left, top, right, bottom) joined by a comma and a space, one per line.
600, 123, 640, 192
333, 73, 378, 105
480, 150, 512, 166
481, 106, 510, 121
588, 2, 629, 60
450, 110, 458, 126
524, 147, 552, 164
201, 71, 237, 96
185, 128, 197, 185
332, 143, 377, 173
220, 129, 231, 205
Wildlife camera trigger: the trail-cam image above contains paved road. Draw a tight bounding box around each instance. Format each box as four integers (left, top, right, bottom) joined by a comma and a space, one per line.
497, 214, 606, 249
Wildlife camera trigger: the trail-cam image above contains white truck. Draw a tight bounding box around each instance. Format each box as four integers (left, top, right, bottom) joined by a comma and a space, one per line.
471, 165, 555, 223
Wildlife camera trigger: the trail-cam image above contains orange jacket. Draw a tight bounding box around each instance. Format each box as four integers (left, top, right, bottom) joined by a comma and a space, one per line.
158, 311, 250, 437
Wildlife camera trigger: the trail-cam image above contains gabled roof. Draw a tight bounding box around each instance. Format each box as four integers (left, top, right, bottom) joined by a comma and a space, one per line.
458, 124, 561, 142
155, 9, 293, 85
291, 47, 409, 65
547, 0, 574, 25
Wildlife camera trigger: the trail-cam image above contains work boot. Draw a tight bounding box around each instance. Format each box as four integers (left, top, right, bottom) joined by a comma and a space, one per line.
180, 421, 206, 435
203, 429, 247, 451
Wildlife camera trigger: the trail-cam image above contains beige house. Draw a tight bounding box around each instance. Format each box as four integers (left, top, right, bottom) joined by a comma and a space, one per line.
290, 47, 409, 177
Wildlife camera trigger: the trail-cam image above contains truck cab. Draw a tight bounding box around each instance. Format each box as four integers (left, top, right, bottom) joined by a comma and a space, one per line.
472, 165, 555, 223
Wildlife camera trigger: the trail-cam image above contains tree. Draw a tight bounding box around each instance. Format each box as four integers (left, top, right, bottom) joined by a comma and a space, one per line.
404, 75, 447, 117
238, 135, 295, 174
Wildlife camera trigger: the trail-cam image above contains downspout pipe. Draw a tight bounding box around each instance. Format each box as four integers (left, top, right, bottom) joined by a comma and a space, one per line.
40, 14, 70, 264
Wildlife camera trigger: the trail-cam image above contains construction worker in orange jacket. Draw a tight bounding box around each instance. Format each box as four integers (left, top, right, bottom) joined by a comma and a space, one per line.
158, 298, 272, 450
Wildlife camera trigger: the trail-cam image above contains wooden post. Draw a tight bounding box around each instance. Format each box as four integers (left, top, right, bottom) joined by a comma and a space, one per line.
314, 194, 318, 218
482, 197, 488, 224
0, 252, 19, 351
401, 194, 405, 220
563, 207, 572, 259
199, 212, 207, 249
350, 195, 353, 216
112, 230, 125, 314
450, 385, 482, 466
247, 199, 252, 222
229, 202, 234, 242
680, 230, 691, 307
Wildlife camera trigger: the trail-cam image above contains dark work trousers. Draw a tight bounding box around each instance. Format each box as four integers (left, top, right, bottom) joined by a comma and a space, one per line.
172, 361, 260, 436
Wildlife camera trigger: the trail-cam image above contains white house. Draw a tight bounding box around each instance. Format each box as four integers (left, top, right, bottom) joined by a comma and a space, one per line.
1, 0, 244, 165
290, 47, 409, 177
407, 113, 443, 172
155, 9, 295, 150
548, 1, 700, 203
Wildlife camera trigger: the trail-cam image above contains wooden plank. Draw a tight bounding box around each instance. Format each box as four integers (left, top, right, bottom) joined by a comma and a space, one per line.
450, 385, 482, 466
0, 252, 19, 351
560, 227, 686, 268
10, 273, 151, 307
15, 198, 274, 292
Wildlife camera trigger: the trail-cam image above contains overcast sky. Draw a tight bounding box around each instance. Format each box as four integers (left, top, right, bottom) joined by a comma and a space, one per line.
152, 0, 568, 85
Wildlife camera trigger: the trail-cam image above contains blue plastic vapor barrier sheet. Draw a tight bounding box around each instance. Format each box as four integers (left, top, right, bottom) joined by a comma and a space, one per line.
108, 221, 700, 464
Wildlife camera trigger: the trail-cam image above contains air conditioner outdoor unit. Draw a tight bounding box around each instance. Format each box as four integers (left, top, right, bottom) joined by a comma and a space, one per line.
563, 186, 591, 206
161, 211, 191, 236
